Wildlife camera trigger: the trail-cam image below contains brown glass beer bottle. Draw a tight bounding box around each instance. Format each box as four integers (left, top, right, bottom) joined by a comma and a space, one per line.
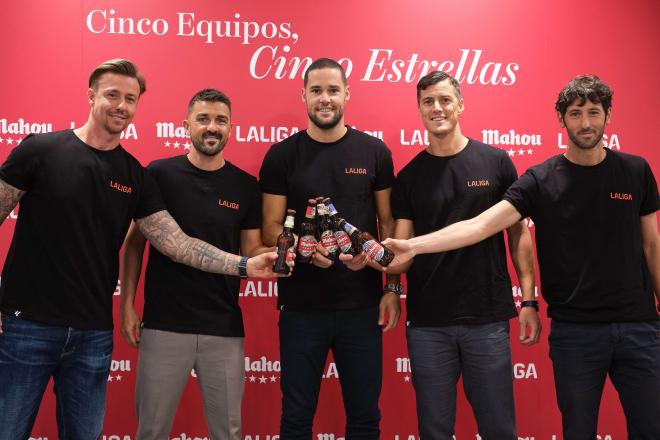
273, 209, 296, 274
316, 199, 339, 261
325, 200, 357, 256
297, 199, 317, 264
338, 219, 394, 266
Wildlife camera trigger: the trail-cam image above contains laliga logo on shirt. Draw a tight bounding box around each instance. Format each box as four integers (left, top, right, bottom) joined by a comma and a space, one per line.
218, 199, 240, 210
557, 132, 620, 150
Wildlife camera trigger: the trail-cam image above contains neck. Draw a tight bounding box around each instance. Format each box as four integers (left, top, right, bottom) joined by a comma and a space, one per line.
564, 145, 607, 166
426, 130, 469, 157
306, 121, 347, 143
73, 118, 121, 151
187, 149, 225, 171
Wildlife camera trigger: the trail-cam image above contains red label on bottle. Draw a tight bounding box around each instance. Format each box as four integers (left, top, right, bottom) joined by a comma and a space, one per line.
363, 240, 384, 261
298, 235, 317, 257
320, 230, 338, 252
335, 231, 352, 253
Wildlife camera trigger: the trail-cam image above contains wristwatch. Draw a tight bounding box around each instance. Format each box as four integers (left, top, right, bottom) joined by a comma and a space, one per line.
520, 300, 539, 311
383, 282, 403, 296
238, 256, 249, 279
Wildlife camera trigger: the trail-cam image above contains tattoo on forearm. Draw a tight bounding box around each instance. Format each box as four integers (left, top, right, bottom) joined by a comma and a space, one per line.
136, 210, 240, 275
0, 179, 25, 224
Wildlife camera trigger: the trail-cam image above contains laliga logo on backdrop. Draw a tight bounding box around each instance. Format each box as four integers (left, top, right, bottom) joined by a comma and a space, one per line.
100, 436, 132, 440
107, 359, 132, 383
69, 121, 138, 140
240, 280, 278, 297
513, 363, 538, 380
114, 280, 121, 296
5, 209, 18, 221
557, 132, 620, 150
170, 435, 209, 440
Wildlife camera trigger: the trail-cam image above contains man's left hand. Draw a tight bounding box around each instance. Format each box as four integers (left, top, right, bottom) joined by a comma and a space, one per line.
379, 291, 401, 332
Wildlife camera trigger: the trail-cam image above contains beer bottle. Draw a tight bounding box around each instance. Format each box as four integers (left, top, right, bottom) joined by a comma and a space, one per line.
273, 209, 296, 274
325, 200, 356, 256
339, 219, 394, 267
316, 200, 339, 261
297, 199, 317, 264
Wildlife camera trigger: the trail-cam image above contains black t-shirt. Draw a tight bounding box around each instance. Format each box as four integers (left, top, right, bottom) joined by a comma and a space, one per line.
259, 127, 395, 310
142, 156, 261, 336
0, 130, 164, 329
504, 149, 660, 322
392, 140, 518, 326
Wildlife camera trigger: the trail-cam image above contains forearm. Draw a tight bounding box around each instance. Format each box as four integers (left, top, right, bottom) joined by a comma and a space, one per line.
0, 179, 24, 226
507, 222, 536, 301
262, 222, 283, 247
119, 230, 145, 310
137, 210, 241, 276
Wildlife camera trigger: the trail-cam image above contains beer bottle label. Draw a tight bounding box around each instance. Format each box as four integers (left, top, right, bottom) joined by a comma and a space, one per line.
363, 239, 385, 261
335, 230, 352, 253
320, 230, 338, 252
305, 205, 315, 218
298, 235, 317, 257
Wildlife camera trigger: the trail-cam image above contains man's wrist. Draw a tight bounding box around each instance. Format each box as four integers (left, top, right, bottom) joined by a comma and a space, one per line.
238, 256, 249, 278
383, 282, 403, 296
520, 300, 539, 311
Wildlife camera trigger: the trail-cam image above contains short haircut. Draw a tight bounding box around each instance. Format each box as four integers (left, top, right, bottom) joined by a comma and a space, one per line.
88, 58, 146, 95
303, 58, 347, 87
187, 89, 232, 116
416, 71, 461, 103
555, 75, 613, 117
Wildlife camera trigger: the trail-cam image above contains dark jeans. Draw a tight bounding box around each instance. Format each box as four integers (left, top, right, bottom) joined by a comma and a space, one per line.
0, 314, 113, 440
549, 320, 660, 440
278, 306, 382, 440
407, 322, 516, 440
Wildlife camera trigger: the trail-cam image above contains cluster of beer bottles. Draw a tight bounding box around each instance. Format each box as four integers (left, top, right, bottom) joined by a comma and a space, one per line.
273, 197, 394, 274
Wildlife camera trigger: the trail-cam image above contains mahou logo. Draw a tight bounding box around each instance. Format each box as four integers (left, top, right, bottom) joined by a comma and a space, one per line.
245, 355, 280, 385
316, 434, 344, 440
107, 359, 132, 384
395, 357, 412, 383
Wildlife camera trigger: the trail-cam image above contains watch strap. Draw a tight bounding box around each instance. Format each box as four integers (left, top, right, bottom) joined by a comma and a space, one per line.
238, 256, 249, 278
520, 300, 539, 311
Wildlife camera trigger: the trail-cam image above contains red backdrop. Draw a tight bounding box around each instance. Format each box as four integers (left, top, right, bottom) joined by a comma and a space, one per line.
1, 1, 659, 439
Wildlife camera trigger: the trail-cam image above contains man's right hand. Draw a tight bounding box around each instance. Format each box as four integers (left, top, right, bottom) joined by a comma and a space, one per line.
120, 306, 141, 348
311, 242, 334, 268
381, 238, 415, 273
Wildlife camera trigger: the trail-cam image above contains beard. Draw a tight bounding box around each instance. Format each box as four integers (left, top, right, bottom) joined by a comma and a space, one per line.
308, 107, 344, 130
192, 132, 226, 156
567, 126, 605, 150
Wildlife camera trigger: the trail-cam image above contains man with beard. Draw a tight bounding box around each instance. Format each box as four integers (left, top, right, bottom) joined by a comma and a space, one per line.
120, 89, 270, 440
259, 58, 400, 439
384, 75, 660, 439
0, 62, 279, 440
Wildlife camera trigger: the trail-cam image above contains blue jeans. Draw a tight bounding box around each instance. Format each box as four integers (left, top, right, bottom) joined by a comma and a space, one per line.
0, 314, 113, 440
278, 306, 382, 440
407, 322, 517, 440
549, 320, 660, 440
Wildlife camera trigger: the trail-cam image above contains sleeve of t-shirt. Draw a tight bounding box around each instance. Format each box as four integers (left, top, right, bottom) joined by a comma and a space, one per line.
259, 144, 289, 195
502, 168, 539, 219
134, 167, 166, 220
242, 178, 263, 230
391, 173, 413, 220
374, 144, 395, 191
640, 160, 660, 216
0, 134, 40, 191
499, 153, 519, 198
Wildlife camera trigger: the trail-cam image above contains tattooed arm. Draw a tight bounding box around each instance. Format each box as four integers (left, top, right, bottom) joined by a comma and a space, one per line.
135, 210, 280, 278
0, 179, 24, 227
